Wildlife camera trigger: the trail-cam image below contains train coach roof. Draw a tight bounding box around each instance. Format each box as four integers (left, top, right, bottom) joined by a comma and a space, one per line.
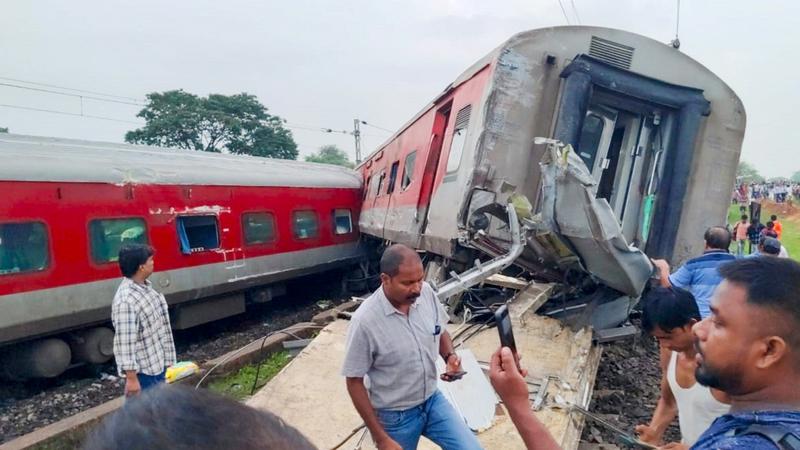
0, 134, 361, 188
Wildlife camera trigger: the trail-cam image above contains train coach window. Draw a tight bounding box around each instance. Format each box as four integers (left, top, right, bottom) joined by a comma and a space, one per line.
333, 209, 353, 235
577, 114, 605, 171
375, 171, 386, 197
0, 222, 49, 275
387, 161, 399, 194
242, 212, 276, 245
89, 218, 148, 263
293, 211, 318, 239
177, 216, 220, 254
446, 105, 472, 173
401, 151, 417, 190
363, 176, 371, 200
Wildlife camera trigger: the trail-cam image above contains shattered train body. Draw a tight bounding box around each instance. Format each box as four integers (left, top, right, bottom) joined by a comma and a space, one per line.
358, 26, 746, 326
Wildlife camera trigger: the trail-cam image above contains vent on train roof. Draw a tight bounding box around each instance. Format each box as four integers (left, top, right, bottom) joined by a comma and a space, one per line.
588, 36, 634, 70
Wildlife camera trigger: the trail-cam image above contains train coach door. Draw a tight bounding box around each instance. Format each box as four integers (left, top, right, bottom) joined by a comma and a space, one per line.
577, 106, 618, 185
415, 104, 451, 236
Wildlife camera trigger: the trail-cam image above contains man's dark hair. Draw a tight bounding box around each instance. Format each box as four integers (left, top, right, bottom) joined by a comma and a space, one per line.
704, 226, 731, 250
741, 214, 748, 221
379, 244, 420, 277
771, 214, 778, 221
766, 221, 775, 229
641, 287, 701, 334
118, 244, 155, 278
719, 258, 800, 354
82, 385, 317, 450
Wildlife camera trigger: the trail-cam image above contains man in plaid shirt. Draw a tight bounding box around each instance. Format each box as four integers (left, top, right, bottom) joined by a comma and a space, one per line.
112, 244, 176, 397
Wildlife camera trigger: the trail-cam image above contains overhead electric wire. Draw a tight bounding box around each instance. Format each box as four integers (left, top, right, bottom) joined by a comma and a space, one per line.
569, 0, 582, 25
0, 76, 144, 101
0, 103, 144, 125
359, 121, 393, 134
556, 0, 572, 25
0, 82, 145, 106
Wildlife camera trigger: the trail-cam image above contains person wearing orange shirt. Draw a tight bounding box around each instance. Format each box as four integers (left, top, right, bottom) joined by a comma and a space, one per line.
771, 214, 783, 239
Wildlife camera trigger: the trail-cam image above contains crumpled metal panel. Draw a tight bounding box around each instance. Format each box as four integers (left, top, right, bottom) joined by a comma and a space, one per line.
539, 145, 653, 297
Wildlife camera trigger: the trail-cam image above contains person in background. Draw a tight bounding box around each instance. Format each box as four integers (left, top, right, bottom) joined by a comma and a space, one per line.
761, 221, 778, 240
748, 237, 789, 259
112, 244, 176, 397
635, 287, 730, 448
747, 219, 765, 254
733, 215, 750, 257
82, 385, 317, 450
652, 227, 735, 318
771, 215, 783, 239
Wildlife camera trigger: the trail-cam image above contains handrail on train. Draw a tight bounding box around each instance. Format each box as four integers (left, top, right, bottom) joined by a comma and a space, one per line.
434, 203, 526, 302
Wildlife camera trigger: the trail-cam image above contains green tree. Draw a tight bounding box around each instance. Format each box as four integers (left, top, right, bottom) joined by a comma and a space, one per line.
125, 90, 297, 159
737, 160, 764, 184
0, 127, 8, 133
791, 171, 800, 183
304, 145, 355, 168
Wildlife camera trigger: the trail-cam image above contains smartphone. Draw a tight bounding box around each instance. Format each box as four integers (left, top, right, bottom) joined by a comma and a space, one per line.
441, 370, 467, 381
494, 304, 517, 355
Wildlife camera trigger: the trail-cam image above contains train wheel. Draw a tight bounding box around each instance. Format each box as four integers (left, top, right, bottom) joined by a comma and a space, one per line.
70, 327, 115, 364
0, 338, 72, 379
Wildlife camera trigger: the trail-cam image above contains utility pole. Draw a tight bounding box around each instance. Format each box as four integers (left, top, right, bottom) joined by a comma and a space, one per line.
353, 118, 362, 163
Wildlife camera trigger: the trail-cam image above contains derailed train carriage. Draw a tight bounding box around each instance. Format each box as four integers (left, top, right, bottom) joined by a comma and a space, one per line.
358, 26, 745, 324
0, 135, 363, 378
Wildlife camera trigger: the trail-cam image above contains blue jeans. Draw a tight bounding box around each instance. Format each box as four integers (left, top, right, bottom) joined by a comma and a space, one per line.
137, 370, 166, 391
375, 390, 483, 450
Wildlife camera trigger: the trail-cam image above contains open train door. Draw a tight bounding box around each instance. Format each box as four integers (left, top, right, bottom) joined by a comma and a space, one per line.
414, 102, 451, 239
552, 54, 710, 260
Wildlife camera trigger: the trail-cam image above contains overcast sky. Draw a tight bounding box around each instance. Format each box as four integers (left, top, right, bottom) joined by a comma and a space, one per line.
1, 0, 797, 178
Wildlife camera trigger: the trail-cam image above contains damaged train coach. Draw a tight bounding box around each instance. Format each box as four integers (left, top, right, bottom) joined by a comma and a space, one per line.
358, 26, 745, 325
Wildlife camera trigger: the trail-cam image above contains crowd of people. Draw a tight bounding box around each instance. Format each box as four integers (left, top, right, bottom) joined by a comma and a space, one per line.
86, 222, 800, 449
734, 182, 799, 204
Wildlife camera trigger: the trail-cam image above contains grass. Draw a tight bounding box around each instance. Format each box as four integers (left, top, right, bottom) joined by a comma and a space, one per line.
727, 201, 800, 261
207, 351, 293, 401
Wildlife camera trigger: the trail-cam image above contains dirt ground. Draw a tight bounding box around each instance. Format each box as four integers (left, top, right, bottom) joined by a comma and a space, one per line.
581, 325, 681, 448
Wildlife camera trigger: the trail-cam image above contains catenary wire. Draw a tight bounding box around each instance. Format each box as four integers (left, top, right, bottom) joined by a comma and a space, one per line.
0, 103, 143, 125
0, 82, 146, 106
569, 0, 582, 24
556, 0, 572, 24
0, 75, 144, 101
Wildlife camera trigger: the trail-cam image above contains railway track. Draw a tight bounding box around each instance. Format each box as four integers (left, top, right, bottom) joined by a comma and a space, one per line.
0, 274, 353, 444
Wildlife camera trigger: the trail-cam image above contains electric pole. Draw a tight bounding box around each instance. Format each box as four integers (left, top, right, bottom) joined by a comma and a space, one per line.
353, 118, 362, 163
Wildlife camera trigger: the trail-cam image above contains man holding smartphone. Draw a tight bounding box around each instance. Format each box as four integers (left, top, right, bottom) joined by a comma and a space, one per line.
342, 244, 482, 450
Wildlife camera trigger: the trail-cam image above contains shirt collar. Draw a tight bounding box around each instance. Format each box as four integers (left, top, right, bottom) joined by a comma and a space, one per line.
378, 286, 418, 316
124, 277, 152, 292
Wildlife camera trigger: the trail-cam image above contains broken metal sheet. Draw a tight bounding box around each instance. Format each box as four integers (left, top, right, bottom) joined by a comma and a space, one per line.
435, 349, 497, 432
538, 144, 653, 297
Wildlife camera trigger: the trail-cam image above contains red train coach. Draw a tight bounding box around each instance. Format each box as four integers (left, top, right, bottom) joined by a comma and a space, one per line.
0, 134, 363, 378
357, 27, 745, 327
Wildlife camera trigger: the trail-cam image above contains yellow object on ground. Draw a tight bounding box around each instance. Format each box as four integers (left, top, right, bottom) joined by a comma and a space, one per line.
166, 361, 199, 383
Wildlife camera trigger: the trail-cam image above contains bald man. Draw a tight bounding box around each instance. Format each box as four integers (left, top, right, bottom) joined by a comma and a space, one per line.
653, 227, 736, 318
342, 244, 482, 450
